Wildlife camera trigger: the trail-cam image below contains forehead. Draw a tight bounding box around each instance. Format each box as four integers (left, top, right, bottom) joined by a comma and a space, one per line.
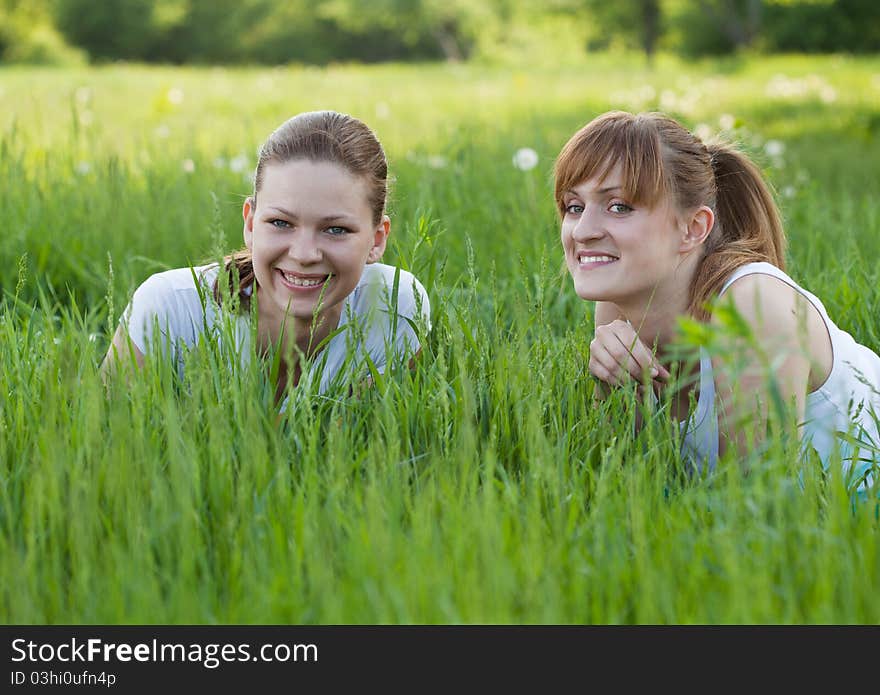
567, 162, 624, 194
257, 159, 372, 214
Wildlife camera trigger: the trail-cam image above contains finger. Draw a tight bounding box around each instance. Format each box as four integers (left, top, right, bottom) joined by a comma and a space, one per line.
610, 325, 670, 382
590, 341, 634, 386
589, 361, 618, 386
609, 330, 655, 382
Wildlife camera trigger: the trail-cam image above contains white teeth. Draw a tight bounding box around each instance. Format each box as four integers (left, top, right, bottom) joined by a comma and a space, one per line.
282, 272, 327, 287
578, 255, 618, 264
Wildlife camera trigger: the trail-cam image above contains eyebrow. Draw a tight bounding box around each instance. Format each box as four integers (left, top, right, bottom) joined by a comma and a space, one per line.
263, 206, 358, 225
566, 184, 623, 197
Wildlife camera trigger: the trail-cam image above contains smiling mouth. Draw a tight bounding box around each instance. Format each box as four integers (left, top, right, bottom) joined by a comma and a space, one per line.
277, 269, 331, 290
577, 254, 619, 266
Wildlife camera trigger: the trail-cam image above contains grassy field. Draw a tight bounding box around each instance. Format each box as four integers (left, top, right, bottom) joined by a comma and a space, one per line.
1, 53, 879, 623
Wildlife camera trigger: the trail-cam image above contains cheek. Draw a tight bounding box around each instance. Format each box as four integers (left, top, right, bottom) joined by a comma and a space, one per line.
560, 223, 572, 245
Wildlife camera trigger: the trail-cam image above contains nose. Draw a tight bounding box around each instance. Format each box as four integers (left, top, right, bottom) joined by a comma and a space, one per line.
569, 203, 605, 243
287, 230, 323, 265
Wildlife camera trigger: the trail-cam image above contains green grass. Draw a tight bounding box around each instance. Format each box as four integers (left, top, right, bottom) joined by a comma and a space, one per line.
1, 53, 879, 623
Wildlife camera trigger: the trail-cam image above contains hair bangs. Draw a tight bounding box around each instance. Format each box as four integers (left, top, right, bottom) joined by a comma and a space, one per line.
554, 112, 668, 214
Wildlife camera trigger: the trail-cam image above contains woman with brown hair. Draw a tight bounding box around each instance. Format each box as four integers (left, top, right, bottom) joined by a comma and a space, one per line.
555, 110, 879, 488
102, 111, 430, 403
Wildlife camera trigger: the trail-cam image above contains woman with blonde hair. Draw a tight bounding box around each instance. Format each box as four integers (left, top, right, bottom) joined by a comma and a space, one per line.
103, 111, 430, 404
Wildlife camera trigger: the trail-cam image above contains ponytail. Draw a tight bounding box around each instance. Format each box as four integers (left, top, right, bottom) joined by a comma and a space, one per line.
688, 143, 786, 321
553, 112, 787, 321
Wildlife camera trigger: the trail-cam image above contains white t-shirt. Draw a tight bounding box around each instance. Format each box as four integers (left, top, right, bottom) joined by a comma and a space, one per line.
121, 262, 431, 395
680, 262, 880, 490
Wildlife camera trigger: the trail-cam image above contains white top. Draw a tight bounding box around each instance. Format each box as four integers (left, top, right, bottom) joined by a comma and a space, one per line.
680, 262, 880, 489
121, 262, 431, 396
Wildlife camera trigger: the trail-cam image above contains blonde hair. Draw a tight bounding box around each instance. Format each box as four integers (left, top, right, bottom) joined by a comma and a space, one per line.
554, 111, 786, 320
214, 110, 388, 310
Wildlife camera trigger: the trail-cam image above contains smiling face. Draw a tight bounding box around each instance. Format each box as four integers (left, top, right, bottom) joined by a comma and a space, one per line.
560, 163, 685, 308
243, 159, 389, 341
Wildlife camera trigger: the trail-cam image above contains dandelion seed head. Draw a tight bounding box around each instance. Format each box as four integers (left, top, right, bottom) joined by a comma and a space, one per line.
718, 113, 736, 131
75, 87, 92, 105
167, 87, 184, 105
229, 155, 249, 173
375, 101, 391, 119
512, 147, 538, 171
694, 123, 713, 142
75, 161, 91, 175
79, 110, 94, 127
426, 155, 448, 170
154, 124, 170, 139
182, 159, 195, 173
782, 186, 796, 199
764, 139, 785, 157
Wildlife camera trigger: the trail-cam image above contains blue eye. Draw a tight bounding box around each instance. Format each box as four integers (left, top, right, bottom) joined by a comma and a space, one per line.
609, 203, 632, 214
565, 203, 584, 215
270, 219, 290, 229
325, 226, 350, 236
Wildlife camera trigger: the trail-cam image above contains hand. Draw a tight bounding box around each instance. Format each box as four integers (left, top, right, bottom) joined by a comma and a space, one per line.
589, 319, 670, 390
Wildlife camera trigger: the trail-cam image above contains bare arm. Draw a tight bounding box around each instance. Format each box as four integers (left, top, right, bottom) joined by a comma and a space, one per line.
99, 325, 146, 383
711, 275, 811, 464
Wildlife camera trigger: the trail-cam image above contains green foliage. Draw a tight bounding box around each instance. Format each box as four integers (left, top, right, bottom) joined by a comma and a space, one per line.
4, 0, 877, 66
0, 56, 879, 622
0, 0, 84, 65
763, 0, 880, 53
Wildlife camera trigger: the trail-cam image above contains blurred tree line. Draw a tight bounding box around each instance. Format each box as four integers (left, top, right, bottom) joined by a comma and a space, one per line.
1, 0, 877, 65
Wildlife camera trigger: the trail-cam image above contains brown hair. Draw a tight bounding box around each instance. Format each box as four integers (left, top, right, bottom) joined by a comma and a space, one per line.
554, 111, 786, 320
214, 110, 389, 309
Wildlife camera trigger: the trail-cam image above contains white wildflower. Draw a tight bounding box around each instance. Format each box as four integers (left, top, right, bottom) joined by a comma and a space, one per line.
512, 147, 538, 171
694, 123, 713, 142
426, 155, 448, 170
718, 113, 736, 131
154, 124, 170, 139
182, 159, 195, 173
75, 161, 91, 175
167, 87, 184, 105
764, 140, 785, 158
375, 101, 391, 119
229, 155, 249, 173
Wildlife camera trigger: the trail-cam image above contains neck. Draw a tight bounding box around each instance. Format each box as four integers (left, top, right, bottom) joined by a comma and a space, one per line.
257, 302, 343, 364
614, 256, 698, 351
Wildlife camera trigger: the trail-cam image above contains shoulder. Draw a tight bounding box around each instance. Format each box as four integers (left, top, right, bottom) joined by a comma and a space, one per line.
713, 267, 803, 339
353, 263, 430, 317
134, 264, 216, 300
129, 264, 219, 321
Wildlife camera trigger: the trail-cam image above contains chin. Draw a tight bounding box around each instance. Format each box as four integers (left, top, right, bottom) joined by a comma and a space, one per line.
572, 281, 605, 302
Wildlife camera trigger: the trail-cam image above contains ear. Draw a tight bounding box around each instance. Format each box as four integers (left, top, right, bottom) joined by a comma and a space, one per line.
366, 215, 391, 264
242, 196, 255, 251
679, 205, 714, 253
